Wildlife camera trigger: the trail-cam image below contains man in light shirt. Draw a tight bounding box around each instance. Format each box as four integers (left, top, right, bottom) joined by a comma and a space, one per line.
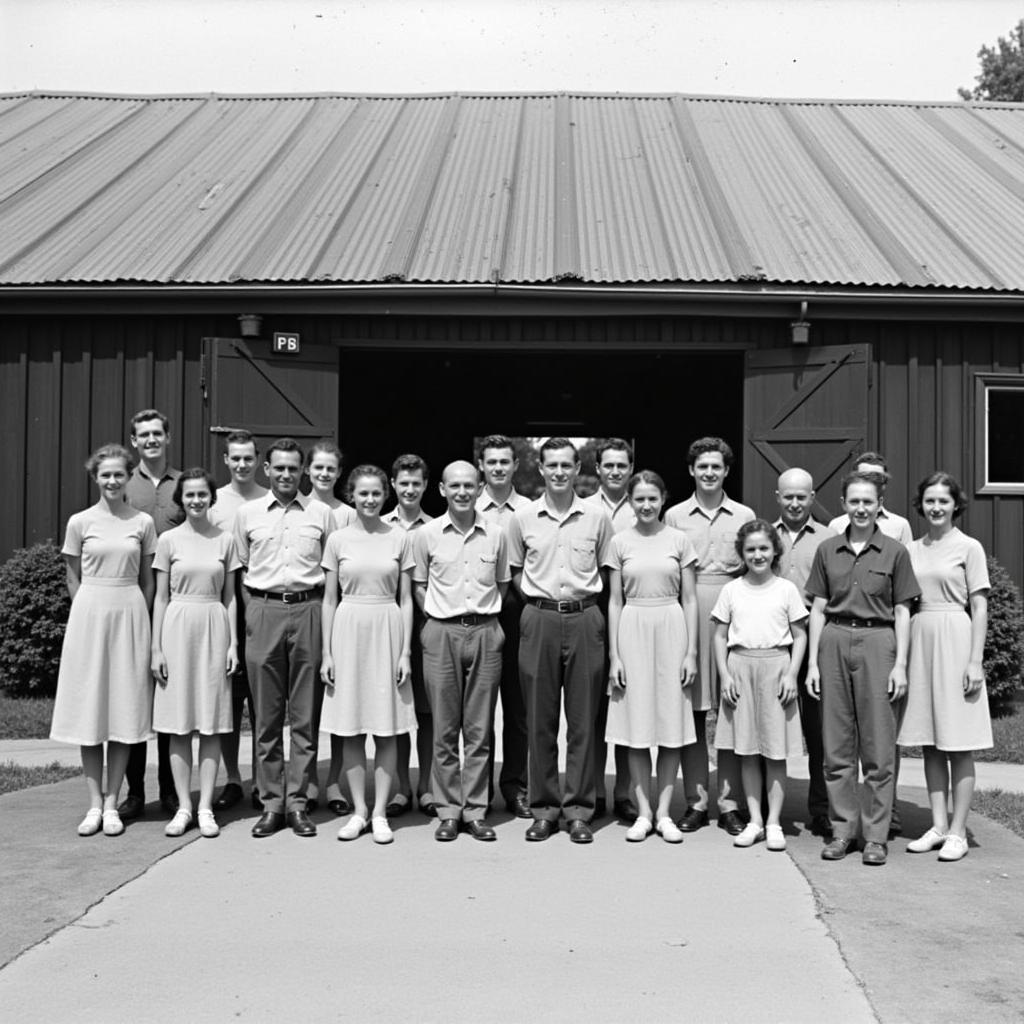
234, 438, 333, 838
208, 430, 268, 812
476, 435, 532, 818
773, 467, 836, 839
413, 461, 509, 842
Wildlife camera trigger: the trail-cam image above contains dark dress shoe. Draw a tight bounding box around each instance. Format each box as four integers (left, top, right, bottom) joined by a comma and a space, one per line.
160, 795, 180, 817
567, 819, 594, 844
251, 811, 285, 838
213, 783, 243, 811
821, 836, 854, 861
418, 797, 438, 818
717, 810, 745, 836
504, 793, 532, 819
525, 819, 557, 842
613, 798, 637, 821
306, 798, 319, 814
594, 798, 607, 819
435, 819, 460, 842
116, 794, 145, 822
465, 819, 497, 842
809, 814, 834, 839
286, 810, 317, 837
251, 790, 263, 811
328, 798, 351, 817
677, 806, 709, 832
862, 841, 888, 866
386, 792, 413, 817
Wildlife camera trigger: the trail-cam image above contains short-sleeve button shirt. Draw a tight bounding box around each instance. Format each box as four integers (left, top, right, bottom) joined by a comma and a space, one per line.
663, 495, 755, 578
475, 489, 531, 531
773, 517, 835, 607
507, 495, 613, 601
382, 508, 433, 532
412, 513, 510, 618
125, 464, 184, 535
233, 491, 333, 593
805, 528, 921, 622
582, 489, 635, 533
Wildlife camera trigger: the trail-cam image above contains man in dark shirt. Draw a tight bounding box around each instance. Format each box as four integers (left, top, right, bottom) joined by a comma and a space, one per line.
806, 471, 920, 866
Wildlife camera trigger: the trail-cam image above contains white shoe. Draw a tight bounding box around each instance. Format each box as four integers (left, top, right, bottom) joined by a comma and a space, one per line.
765, 824, 786, 851
655, 817, 684, 844
77, 808, 102, 837
197, 810, 220, 838
937, 833, 969, 861
102, 808, 124, 837
165, 808, 193, 837
371, 816, 394, 844
733, 822, 765, 847
906, 827, 947, 853
337, 814, 368, 841
625, 816, 653, 842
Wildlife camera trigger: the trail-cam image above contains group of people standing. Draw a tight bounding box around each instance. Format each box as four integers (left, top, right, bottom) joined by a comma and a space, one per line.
50, 415, 993, 865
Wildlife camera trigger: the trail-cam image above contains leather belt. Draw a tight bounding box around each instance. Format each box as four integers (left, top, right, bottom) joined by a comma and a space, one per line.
826, 615, 891, 629
527, 596, 599, 613
431, 613, 498, 627
247, 587, 323, 604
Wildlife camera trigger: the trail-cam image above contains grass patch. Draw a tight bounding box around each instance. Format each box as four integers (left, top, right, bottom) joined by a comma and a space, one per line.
973, 788, 1024, 840
0, 694, 55, 739
0, 760, 81, 796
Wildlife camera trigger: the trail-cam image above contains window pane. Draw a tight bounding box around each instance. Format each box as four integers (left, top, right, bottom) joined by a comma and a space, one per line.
989, 389, 1024, 484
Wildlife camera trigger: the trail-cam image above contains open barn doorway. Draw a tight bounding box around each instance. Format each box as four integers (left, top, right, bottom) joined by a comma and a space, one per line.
338, 348, 745, 517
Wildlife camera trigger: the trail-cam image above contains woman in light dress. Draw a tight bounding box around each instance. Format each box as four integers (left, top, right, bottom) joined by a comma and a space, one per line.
151, 469, 239, 838
320, 465, 414, 844
605, 471, 699, 844
900, 472, 991, 862
50, 444, 156, 837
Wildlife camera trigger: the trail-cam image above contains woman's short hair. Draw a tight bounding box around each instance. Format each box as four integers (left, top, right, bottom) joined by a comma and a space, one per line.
734, 518, 784, 572
346, 464, 389, 501
913, 471, 967, 518
173, 468, 219, 509
306, 439, 343, 468
85, 443, 133, 477
627, 469, 667, 501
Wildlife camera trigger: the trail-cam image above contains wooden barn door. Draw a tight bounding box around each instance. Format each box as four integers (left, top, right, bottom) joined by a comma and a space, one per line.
201, 337, 339, 481
743, 344, 870, 522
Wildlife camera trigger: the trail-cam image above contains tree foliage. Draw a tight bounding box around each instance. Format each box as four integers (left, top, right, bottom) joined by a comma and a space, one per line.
984, 556, 1024, 706
958, 20, 1024, 102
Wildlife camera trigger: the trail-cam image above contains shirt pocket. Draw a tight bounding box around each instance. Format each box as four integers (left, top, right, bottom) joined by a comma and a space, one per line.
570, 540, 597, 574
296, 525, 322, 559
476, 554, 497, 586
864, 568, 891, 597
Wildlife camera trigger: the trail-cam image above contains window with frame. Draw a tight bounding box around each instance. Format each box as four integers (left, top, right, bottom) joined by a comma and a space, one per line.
976, 374, 1024, 495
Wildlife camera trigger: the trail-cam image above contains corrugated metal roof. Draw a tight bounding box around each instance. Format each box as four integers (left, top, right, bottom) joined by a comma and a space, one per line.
2, 90, 1024, 291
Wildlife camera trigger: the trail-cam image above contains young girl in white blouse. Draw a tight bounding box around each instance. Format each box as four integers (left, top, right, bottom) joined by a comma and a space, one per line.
711, 520, 808, 850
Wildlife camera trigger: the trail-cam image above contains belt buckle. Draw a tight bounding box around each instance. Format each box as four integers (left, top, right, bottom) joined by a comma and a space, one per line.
556, 600, 572, 613
282, 591, 300, 604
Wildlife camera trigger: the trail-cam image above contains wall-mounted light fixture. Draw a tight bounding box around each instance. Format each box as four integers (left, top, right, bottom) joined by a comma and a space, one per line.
237, 314, 263, 338
790, 301, 810, 345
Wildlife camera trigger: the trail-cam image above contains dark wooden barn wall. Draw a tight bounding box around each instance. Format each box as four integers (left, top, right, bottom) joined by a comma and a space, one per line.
2, 312, 1022, 589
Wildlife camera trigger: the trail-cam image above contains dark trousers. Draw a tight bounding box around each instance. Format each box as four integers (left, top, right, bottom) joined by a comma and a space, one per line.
819, 623, 899, 844
125, 733, 173, 802
245, 596, 321, 814
796, 652, 828, 819
422, 617, 503, 821
488, 588, 528, 802
518, 602, 605, 822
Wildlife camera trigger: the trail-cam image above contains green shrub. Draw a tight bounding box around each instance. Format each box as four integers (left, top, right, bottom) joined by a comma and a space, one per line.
984, 557, 1024, 706
0, 542, 70, 697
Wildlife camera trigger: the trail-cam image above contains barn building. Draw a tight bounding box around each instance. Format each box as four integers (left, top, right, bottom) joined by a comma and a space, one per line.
2, 91, 1024, 581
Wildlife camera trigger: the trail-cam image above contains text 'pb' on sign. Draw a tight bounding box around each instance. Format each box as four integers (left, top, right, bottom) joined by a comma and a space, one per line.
272, 332, 301, 354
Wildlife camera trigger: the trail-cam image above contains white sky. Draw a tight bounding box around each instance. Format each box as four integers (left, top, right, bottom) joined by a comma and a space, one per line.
1, 0, 1021, 102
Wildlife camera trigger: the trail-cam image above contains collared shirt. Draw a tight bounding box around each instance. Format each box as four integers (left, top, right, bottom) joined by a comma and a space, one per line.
308, 498, 356, 532
805, 528, 921, 622
827, 507, 913, 546
209, 484, 268, 531
507, 495, 613, 601
773, 517, 835, 606
582, 489, 635, 533
475, 488, 531, 531
125, 464, 183, 535
663, 494, 755, 578
233, 490, 333, 593
382, 507, 433, 532
412, 512, 510, 618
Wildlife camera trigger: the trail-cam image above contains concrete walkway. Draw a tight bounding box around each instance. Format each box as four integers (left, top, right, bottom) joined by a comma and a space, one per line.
2, 735, 1023, 1022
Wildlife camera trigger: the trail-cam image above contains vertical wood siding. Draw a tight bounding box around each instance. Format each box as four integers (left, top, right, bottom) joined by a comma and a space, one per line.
2, 311, 1022, 589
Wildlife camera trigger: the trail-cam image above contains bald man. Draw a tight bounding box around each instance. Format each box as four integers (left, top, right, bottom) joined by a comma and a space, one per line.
412, 461, 509, 841
773, 468, 836, 839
